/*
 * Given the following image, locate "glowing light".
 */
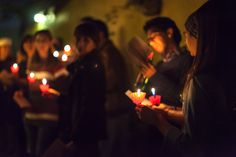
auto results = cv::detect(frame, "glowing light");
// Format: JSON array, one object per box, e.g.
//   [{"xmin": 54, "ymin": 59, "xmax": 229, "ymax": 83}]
[
  {"xmin": 29, "ymin": 72, "xmax": 35, "ymax": 78},
  {"xmin": 137, "ymin": 89, "xmax": 141, "ymax": 97},
  {"xmin": 42, "ymin": 78, "xmax": 47, "ymax": 85},
  {"xmin": 64, "ymin": 45, "xmax": 71, "ymax": 52},
  {"xmin": 13, "ymin": 63, "xmax": 18, "ymax": 69},
  {"xmin": 53, "ymin": 50, "xmax": 59, "ymax": 58},
  {"xmin": 151, "ymin": 88, "xmax": 156, "ymax": 95},
  {"xmin": 62, "ymin": 54, "xmax": 68, "ymax": 62},
  {"xmin": 34, "ymin": 13, "xmax": 46, "ymax": 23}
]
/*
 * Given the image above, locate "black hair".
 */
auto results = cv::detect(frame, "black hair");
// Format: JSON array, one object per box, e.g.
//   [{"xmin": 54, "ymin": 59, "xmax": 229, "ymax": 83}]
[
  {"xmin": 74, "ymin": 22, "xmax": 100, "ymax": 45},
  {"xmin": 34, "ymin": 30, "xmax": 53, "ymax": 41},
  {"xmin": 184, "ymin": 1, "xmax": 218, "ymax": 93},
  {"xmin": 19, "ymin": 34, "xmax": 34, "ymax": 57},
  {"xmin": 144, "ymin": 17, "xmax": 182, "ymax": 46},
  {"xmin": 93, "ymin": 19, "xmax": 109, "ymax": 38}
]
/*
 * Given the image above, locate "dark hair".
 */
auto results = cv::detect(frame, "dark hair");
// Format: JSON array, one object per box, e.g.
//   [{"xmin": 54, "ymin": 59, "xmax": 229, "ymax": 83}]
[
  {"xmin": 93, "ymin": 19, "xmax": 109, "ymax": 38},
  {"xmin": 74, "ymin": 22, "xmax": 100, "ymax": 45},
  {"xmin": 184, "ymin": 1, "xmax": 218, "ymax": 92},
  {"xmin": 34, "ymin": 30, "xmax": 53, "ymax": 41},
  {"xmin": 32, "ymin": 30, "xmax": 54, "ymax": 64},
  {"xmin": 144, "ymin": 17, "xmax": 182, "ymax": 46},
  {"xmin": 19, "ymin": 34, "xmax": 34, "ymax": 57}
]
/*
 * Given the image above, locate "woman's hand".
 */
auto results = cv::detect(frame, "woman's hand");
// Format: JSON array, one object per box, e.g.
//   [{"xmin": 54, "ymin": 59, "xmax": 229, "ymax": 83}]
[
  {"xmin": 13, "ymin": 90, "xmax": 31, "ymax": 108},
  {"xmin": 135, "ymin": 105, "xmax": 173, "ymax": 135}
]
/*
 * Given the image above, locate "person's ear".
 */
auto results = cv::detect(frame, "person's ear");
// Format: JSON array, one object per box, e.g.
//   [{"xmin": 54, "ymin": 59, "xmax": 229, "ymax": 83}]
[{"xmin": 166, "ymin": 28, "xmax": 174, "ymax": 39}]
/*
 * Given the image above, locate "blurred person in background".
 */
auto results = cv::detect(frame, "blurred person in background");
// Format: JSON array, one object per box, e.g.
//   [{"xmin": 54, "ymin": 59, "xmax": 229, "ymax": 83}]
[
  {"xmin": 59, "ymin": 22, "xmax": 107, "ymax": 157},
  {"xmin": 0, "ymin": 37, "xmax": 27, "ymax": 157},
  {"xmin": 90, "ymin": 19, "xmax": 133, "ymax": 157},
  {"xmin": 19, "ymin": 30, "xmax": 65, "ymax": 157}
]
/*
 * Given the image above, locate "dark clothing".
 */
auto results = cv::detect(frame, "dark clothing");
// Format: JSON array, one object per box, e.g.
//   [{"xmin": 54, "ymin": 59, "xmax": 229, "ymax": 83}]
[
  {"xmin": 59, "ymin": 49, "xmax": 107, "ymax": 144},
  {"xmin": 0, "ymin": 59, "xmax": 27, "ymax": 157},
  {"xmin": 26, "ymin": 58, "xmax": 63, "ymax": 120},
  {"xmin": 25, "ymin": 57, "xmax": 64, "ymax": 157},
  {"xmin": 98, "ymin": 40, "xmax": 129, "ymax": 115},
  {"xmin": 148, "ymin": 49, "xmax": 192, "ymax": 107},
  {"xmin": 24, "ymin": 120, "xmax": 58, "ymax": 157},
  {"xmin": 163, "ymin": 74, "xmax": 229, "ymax": 157}
]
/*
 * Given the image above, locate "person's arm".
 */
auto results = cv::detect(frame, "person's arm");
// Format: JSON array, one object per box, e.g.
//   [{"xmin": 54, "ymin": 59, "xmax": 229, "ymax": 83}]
[{"xmin": 150, "ymin": 103, "xmax": 184, "ymax": 126}]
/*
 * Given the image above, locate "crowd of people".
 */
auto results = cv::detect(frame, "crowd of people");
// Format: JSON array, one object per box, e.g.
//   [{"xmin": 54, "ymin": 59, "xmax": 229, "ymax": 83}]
[{"xmin": 0, "ymin": 0, "xmax": 236, "ymax": 157}]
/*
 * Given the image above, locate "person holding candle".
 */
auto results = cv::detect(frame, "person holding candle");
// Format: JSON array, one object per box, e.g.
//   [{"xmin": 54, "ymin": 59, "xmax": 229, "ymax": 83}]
[
  {"xmin": 141, "ymin": 17, "xmax": 193, "ymax": 107},
  {"xmin": 0, "ymin": 38, "xmax": 28, "ymax": 157},
  {"xmin": 137, "ymin": 1, "xmax": 234, "ymax": 156},
  {"xmin": 20, "ymin": 30, "xmax": 65, "ymax": 157},
  {"xmin": 58, "ymin": 22, "xmax": 106, "ymax": 157}
]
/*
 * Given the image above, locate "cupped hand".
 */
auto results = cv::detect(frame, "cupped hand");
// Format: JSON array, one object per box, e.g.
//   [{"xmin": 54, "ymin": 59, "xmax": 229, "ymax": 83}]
[{"xmin": 141, "ymin": 63, "xmax": 156, "ymax": 78}]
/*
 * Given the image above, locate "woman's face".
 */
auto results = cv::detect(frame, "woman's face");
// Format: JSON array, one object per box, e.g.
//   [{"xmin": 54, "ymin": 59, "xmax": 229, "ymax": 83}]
[
  {"xmin": 147, "ymin": 30, "xmax": 168, "ymax": 54},
  {"xmin": 76, "ymin": 37, "xmax": 96, "ymax": 55},
  {"xmin": 23, "ymin": 39, "xmax": 35, "ymax": 57},
  {"xmin": 184, "ymin": 29, "xmax": 198, "ymax": 57},
  {"xmin": 34, "ymin": 34, "xmax": 51, "ymax": 59}
]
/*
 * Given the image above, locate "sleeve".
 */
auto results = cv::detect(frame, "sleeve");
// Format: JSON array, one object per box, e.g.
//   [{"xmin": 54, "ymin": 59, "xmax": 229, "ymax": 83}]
[
  {"xmin": 148, "ymin": 72, "xmax": 181, "ymax": 106},
  {"xmin": 163, "ymin": 76, "xmax": 217, "ymax": 155}
]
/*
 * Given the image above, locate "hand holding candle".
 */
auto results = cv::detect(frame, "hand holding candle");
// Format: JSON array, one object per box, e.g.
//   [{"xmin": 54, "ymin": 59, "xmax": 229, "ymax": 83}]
[
  {"xmin": 10, "ymin": 63, "xmax": 19, "ymax": 74},
  {"xmin": 27, "ymin": 72, "xmax": 36, "ymax": 83},
  {"xmin": 149, "ymin": 88, "xmax": 161, "ymax": 106},
  {"xmin": 131, "ymin": 89, "xmax": 146, "ymax": 105},
  {"xmin": 39, "ymin": 78, "xmax": 49, "ymax": 93}
]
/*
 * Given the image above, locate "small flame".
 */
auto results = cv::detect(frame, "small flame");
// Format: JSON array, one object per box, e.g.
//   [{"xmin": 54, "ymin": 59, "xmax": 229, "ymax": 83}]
[
  {"xmin": 42, "ymin": 78, "xmax": 47, "ymax": 85},
  {"xmin": 137, "ymin": 89, "xmax": 141, "ymax": 97},
  {"xmin": 64, "ymin": 45, "xmax": 71, "ymax": 52},
  {"xmin": 62, "ymin": 54, "xmax": 68, "ymax": 62},
  {"xmin": 13, "ymin": 63, "xmax": 18, "ymax": 69},
  {"xmin": 53, "ymin": 50, "xmax": 59, "ymax": 58},
  {"xmin": 151, "ymin": 87, "xmax": 156, "ymax": 95},
  {"xmin": 29, "ymin": 72, "xmax": 35, "ymax": 78}
]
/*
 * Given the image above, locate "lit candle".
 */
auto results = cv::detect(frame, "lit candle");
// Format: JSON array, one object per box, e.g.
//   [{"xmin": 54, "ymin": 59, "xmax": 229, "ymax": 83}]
[
  {"xmin": 27, "ymin": 72, "xmax": 36, "ymax": 83},
  {"xmin": 61, "ymin": 54, "xmax": 68, "ymax": 62},
  {"xmin": 149, "ymin": 87, "xmax": 161, "ymax": 105},
  {"xmin": 131, "ymin": 88, "xmax": 146, "ymax": 105},
  {"xmin": 10, "ymin": 63, "xmax": 19, "ymax": 74},
  {"xmin": 64, "ymin": 44, "xmax": 71, "ymax": 52},
  {"xmin": 39, "ymin": 78, "xmax": 49, "ymax": 93},
  {"xmin": 53, "ymin": 50, "xmax": 59, "ymax": 58}
]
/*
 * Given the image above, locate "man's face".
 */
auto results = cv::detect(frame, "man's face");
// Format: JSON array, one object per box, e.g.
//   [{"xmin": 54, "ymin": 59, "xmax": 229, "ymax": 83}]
[
  {"xmin": 146, "ymin": 30, "xmax": 169, "ymax": 54},
  {"xmin": 0, "ymin": 45, "xmax": 11, "ymax": 61}
]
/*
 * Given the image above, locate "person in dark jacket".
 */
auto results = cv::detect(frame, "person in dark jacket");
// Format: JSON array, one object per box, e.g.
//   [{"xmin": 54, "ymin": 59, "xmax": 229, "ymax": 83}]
[
  {"xmin": 136, "ymin": 1, "xmax": 233, "ymax": 157},
  {"xmin": 59, "ymin": 22, "xmax": 106, "ymax": 157},
  {"xmin": 0, "ymin": 38, "xmax": 27, "ymax": 157},
  {"xmin": 141, "ymin": 17, "xmax": 193, "ymax": 107}
]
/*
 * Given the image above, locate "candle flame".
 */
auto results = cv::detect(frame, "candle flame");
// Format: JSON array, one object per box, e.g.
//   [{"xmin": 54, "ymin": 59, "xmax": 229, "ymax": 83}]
[
  {"xmin": 13, "ymin": 63, "xmax": 18, "ymax": 68},
  {"xmin": 137, "ymin": 89, "xmax": 141, "ymax": 97},
  {"xmin": 29, "ymin": 72, "xmax": 35, "ymax": 78},
  {"xmin": 42, "ymin": 78, "xmax": 47, "ymax": 85},
  {"xmin": 62, "ymin": 54, "xmax": 68, "ymax": 62},
  {"xmin": 151, "ymin": 87, "xmax": 156, "ymax": 95},
  {"xmin": 64, "ymin": 45, "xmax": 71, "ymax": 52},
  {"xmin": 53, "ymin": 50, "xmax": 59, "ymax": 58}
]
